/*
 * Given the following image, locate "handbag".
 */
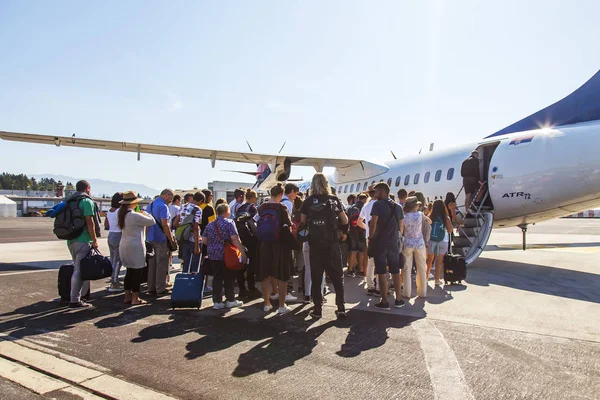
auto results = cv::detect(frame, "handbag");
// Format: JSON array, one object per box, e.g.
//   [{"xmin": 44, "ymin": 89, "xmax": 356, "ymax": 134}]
[
  {"xmin": 214, "ymin": 221, "xmax": 245, "ymax": 271},
  {"xmin": 80, "ymin": 248, "xmax": 113, "ymax": 281},
  {"xmin": 148, "ymin": 201, "xmax": 178, "ymax": 252}
]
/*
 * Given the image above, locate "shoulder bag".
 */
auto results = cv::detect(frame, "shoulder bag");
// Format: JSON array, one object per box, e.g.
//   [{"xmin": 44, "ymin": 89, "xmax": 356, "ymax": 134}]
[{"xmin": 214, "ymin": 221, "xmax": 245, "ymax": 271}]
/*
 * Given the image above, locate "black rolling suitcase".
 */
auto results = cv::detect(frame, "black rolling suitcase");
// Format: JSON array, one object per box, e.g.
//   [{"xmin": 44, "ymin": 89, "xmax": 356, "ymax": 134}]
[
  {"xmin": 58, "ymin": 264, "xmax": 90, "ymax": 304},
  {"xmin": 444, "ymin": 241, "xmax": 467, "ymax": 285}
]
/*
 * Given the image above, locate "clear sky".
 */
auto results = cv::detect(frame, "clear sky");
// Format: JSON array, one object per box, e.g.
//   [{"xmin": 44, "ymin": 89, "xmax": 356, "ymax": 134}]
[{"xmin": 1, "ymin": 1, "xmax": 600, "ymax": 191}]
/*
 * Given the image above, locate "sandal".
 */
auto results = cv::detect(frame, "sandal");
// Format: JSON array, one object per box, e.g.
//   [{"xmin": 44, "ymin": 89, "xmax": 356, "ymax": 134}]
[{"xmin": 132, "ymin": 299, "xmax": 147, "ymax": 305}]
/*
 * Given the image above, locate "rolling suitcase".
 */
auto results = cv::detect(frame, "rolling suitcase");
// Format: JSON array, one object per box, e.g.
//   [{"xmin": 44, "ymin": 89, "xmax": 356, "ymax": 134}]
[
  {"xmin": 444, "ymin": 241, "xmax": 467, "ymax": 285},
  {"xmin": 58, "ymin": 264, "xmax": 91, "ymax": 304},
  {"xmin": 171, "ymin": 256, "xmax": 204, "ymax": 309}
]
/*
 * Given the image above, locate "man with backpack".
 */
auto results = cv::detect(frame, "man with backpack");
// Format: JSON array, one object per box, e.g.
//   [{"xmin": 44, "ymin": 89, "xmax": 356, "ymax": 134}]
[
  {"xmin": 58, "ymin": 180, "xmax": 101, "ymax": 308},
  {"xmin": 369, "ymin": 182, "xmax": 405, "ymax": 310},
  {"xmin": 173, "ymin": 192, "xmax": 204, "ymax": 273},
  {"xmin": 347, "ymin": 193, "xmax": 367, "ymax": 278},
  {"xmin": 300, "ymin": 173, "xmax": 348, "ymax": 319}
]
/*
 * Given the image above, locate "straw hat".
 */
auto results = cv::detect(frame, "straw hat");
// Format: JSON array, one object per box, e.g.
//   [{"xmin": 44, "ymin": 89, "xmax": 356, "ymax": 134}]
[
  {"xmin": 120, "ymin": 191, "xmax": 141, "ymax": 205},
  {"xmin": 404, "ymin": 196, "xmax": 422, "ymax": 206}
]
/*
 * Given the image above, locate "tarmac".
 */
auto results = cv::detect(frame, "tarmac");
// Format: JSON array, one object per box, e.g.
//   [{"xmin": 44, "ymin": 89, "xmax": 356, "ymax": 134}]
[{"xmin": 0, "ymin": 217, "xmax": 599, "ymax": 399}]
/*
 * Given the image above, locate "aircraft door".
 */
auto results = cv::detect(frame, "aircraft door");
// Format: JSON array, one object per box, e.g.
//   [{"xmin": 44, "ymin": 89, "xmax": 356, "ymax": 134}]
[{"xmin": 476, "ymin": 142, "xmax": 500, "ymax": 209}]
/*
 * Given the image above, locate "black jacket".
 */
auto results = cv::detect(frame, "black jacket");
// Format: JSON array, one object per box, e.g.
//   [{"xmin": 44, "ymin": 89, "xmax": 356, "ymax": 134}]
[{"xmin": 461, "ymin": 157, "xmax": 480, "ymax": 180}]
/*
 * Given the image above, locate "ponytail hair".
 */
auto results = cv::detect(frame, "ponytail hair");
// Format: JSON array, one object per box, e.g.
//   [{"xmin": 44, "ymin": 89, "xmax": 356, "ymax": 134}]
[
  {"xmin": 270, "ymin": 182, "xmax": 284, "ymax": 197},
  {"xmin": 117, "ymin": 205, "xmax": 129, "ymax": 230}
]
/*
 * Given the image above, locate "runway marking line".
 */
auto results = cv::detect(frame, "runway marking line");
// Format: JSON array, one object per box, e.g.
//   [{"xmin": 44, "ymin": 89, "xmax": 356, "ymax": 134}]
[{"xmin": 413, "ymin": 319, "xmax": 474, "ymax": 400}]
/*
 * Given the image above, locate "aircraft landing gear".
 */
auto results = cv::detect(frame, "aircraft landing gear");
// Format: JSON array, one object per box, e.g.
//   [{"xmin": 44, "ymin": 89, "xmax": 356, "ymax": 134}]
[{"xmin": 518, "ymin": 224, "xmax": 528, "ymax": 251}]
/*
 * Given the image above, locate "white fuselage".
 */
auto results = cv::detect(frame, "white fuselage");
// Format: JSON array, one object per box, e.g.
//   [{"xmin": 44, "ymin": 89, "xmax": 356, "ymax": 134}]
[{"xmin": 323, "ymin": 120, "xmax": 600, "ymax": 228}]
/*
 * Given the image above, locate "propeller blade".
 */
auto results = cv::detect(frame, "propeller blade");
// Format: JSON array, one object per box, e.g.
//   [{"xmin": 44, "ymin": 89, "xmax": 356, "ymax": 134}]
[
  {"xmin": 222, "ymin": 170, "xmax": 258, "ymax": 176},
  {"xmin": 390, "ymin": 150, "xmax": 397, "ymax": 160},
  {"xmin": 278, "ymin": 141, "xmax": 287, "ymax": 154},
  {"xmin": 245, "ymin": 137, "xmax": 254, "ymax": 152}
]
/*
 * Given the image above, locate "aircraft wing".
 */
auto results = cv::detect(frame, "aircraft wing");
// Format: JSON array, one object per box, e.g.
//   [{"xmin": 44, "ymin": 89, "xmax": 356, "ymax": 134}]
[{"xmin": 0, "ymin": 130, "xmax": 362, "ymax": 171}]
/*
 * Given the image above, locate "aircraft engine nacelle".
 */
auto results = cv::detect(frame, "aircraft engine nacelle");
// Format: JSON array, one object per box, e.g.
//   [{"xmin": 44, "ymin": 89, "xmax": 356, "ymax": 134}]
[{"xmin": 275, "ymin": 159, "xmax": 292, "ymax": 182}]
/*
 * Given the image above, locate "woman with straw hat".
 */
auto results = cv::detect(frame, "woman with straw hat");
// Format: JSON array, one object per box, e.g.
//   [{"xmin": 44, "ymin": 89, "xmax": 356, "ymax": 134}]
[{"xmin": 118, "ymin": 191, "xmax": 156, "ymax": 305}]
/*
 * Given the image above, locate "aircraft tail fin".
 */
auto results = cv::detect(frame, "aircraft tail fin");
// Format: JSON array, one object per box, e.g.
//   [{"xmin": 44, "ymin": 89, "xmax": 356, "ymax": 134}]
[{"xmin": 486, "ymin": 69, "xmax": 600, "ymax": 138}]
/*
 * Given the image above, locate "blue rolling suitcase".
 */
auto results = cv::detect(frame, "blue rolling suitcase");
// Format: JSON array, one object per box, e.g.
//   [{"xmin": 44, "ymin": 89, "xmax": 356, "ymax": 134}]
[{"xmin": 171, "ymin": 256, "xmax": 205, "ymax": 309}]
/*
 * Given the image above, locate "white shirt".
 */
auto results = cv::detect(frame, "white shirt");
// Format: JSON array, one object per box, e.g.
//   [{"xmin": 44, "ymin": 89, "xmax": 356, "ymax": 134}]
[
  {"xmin": 106, "ymin": 210, "xmax": 121, "ymax": 233},
  {"xmin": 229, "ymin": 199, "xmax": 243, "ymax": 219},
  {"xmin": 359, "ymin": 199, "xmax": 375, "ymax": 239},
  {"xmin": 169, "ymin": 204, "xmax": 181, "ymax": 221}
]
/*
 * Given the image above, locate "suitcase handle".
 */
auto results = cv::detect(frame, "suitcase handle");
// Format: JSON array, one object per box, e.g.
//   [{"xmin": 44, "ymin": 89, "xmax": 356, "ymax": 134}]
[{"xmin": 186, "ymin": 253, "xmax": 203, "ymax": 274}]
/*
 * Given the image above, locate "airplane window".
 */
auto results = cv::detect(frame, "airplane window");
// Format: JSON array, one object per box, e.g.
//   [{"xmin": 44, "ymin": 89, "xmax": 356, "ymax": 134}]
[
  {"xmin": 395, "ymin": 176, "xmax": 401, "ymax": 187},
  {"xmin": 404, "ymin": 175, "xmax": 410, "ymax": 186},
  {"xmin": 339, "ymin": 186, "xmax": 343, "ymax": 194},
  {"xmin": 363, "ymin": 182, "xmax": 368, "ymax": 191},
  {"xmin": 414, "ymin": 173, "xmax": 420, "ymax": 185},
  {"xmin": 424, "ymin": 172, "xmax": 430, "ymax": 184},
  {"xmin": 371, "ymin": 180, "xmax": 376, "ymax": 185},
  {"xmin": 435, "ymin": 170, "xmax": 442, "ymax": 182},
  {"xmin": 387, "ymin": 178, "xmax": 392, "ymax": 187},
  {"xmin": 447, "ymin": 168, "xmax": 455, "ymax": 181},
  {"xmin": 356, "ymin": 182, "xmax": 361, "ymax": 192},
  {"xmin": 379, "ymin": 179, "xmax": 384, "ymax": 183},
  {"xmin": 350, "ymin": 184, "xmax": 355, "ymax": 193},
  {"xmin": 344, "ymin": 185, "xmax": 349, "ymax": 193}
]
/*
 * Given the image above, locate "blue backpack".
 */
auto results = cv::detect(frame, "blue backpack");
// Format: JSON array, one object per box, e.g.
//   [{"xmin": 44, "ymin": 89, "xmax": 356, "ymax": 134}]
[
  {"xmin": 430, "ymin": 217, "xmax": 445, "ymax": 242},
  {"xmin": 257, "ymin": 205, "xmax": 281, "ymax": 242}
]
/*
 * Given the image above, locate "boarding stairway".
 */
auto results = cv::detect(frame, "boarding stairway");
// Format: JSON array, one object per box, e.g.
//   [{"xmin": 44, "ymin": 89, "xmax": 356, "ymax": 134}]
[{"xmin": 451, "ymin": 184, "xmax": 494, "ymax": 265}]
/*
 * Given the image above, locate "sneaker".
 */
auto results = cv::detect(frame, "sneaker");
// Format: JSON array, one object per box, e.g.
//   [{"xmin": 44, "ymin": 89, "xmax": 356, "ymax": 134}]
[
  {"xmin": 345, "ymin": 271, "xmax": 356, "ymax": 278},
  {"xmin": 303, "ymin": 296, "xmax": 310, "ymax": 304},
  {"xmin": 394, "ymin": 299, "xmax": 406, "ymax": 308},
  {"xmin": 367, "ymin": 288, "xmax": 381, "ymax": 297},
  {"xmin": 108, "ymin": 282, "xmax": 124, "ymax": 292},
  {"xmin": 285, "ymin": 294, "xmax": 297, "ymax": 302},
  {"xmin": 335, "ymin": 310, "xmax": 347, "ymax": 318},
  {"xmin": 226, "ymin": 300, "xmax": 243, "ymax": 308},
  {"xmin": 69, "ymin": 301, "xmax": 92, "ymax": 309},
  {"xmin": 277, "ymin": 306, "xmax": 292, "ymax": 315},
  {"xmin": 428, "ymin": 273, "xmax": 435, "ymax": 280},
  {"xmin": 270, "ymin": 293, "xmax": 279, "ymax": 300},
  {"xmin": 374, "ymin": 301, "xmax": 390, "ymax": 311},
  {"xmin": 356, "ymin": 271, "xmax": 365, "ymax": 278},
  {"xmin": 213, "ymin": 302, "xmax": 225, "ymax": 310},
  {"xmin": 263, "ymin": 305, "xmax": 273, "ymax": 312},
  {"xmin": 309, "ymin": 310, "xmax": 322, "ymax": 319}
]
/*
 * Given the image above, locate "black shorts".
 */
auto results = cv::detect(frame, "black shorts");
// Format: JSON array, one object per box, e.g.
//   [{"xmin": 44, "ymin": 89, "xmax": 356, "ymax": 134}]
[
  {"xmin": 348, "ymin": 230, "xmax": 366, "ymax": 252},
  {"xmin": 463, "ymin": 177, "xmax": 479, "ymax": 195}
]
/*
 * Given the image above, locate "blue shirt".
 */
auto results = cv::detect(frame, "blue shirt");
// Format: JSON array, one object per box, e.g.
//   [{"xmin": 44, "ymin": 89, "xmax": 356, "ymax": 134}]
[
  {"xmin": 147, "ymin": 198, "xmax": 171, "ymax": 242},
  {"xmin": 281, "ymin": 196, "xmax": 293, "ymax": 216}
]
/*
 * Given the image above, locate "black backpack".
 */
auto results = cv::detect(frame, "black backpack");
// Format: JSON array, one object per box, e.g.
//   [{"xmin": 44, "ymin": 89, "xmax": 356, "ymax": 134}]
[
  {"xmin": 307, "ymin": 196, "xmax": 339, "ymax": 244},
  {"xmin": 53, "ymin": 194, "xmax": 88, "ymax": 240},
  {"xmin": 235, "ymin": 212, "xmax": 258, "ymax": 246}
]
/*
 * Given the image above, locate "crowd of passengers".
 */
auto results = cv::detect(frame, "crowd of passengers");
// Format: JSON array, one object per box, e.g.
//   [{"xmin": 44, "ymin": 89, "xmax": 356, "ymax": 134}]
[{"xmin": 65, "ymin": 172, "xmax": 466, "ymax": 318}]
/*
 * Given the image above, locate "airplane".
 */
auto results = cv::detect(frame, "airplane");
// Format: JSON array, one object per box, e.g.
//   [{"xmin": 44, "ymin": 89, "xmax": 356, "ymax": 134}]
[{"xmin": 3, "ymin": 69, "xmax": 600, "ymax": 265}]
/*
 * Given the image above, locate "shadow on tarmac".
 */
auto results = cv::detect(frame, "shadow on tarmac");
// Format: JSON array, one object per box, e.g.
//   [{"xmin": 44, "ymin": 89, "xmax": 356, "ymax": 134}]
[{"xmin": 468, "ymin": 258, "xmax": 600, "ymax": 303}]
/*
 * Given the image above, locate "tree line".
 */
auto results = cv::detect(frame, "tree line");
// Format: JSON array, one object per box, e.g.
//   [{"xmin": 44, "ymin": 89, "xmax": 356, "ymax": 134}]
[{"xmin": 0, "ymin": 173, "xmax": 74, "ymax": 191}]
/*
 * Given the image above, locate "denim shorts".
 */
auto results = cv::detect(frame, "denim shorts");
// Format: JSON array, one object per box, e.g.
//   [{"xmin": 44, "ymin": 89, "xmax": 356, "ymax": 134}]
[
  {"xmin": 428, "ymin": 240, "xmax": 449, "ymax": 256},
  {"xmin": 374, "ymin": 243, "xmax": 403, "ymax": 275}
]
